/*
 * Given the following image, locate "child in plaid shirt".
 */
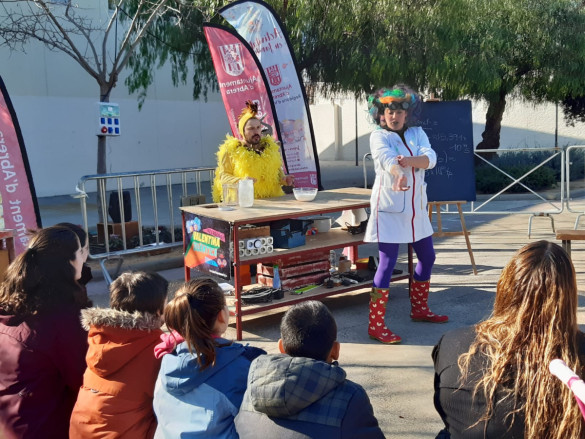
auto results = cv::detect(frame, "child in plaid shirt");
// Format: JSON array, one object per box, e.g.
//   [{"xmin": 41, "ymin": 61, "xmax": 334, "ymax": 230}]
[{"xmin": 235, "ymin": 300, "xmax": 385, "ymax": 438}]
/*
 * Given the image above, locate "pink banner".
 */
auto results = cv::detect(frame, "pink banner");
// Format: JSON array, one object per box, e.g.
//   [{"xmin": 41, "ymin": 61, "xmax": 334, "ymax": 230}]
[
  {"xmin": 0, "ymin": 76, "xmax": 42, "ymax": 255},
  {"xmin": 204, "ymin": 24, "xmax": 281, "ymax": 151},
  {"xmin": 220, "ymin": 0, "xmax": 322, "ymax": 189}
]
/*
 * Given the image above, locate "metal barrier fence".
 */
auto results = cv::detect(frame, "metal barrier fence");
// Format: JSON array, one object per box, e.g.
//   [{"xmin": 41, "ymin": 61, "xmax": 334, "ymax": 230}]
[
  {"xmin": 76, "ymin": 166, "xmax": 215, "ymax": 283},
  {"xmin": 566, "ymin": 145, "xmax": 585, "ymax": 228},
  {"xmin": 363, "ymin": 147, "xmax": 568, "ymax": 236}
]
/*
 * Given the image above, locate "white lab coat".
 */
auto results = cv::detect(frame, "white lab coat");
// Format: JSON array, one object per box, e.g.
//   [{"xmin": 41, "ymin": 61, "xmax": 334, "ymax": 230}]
[{"xmin": 364, "ymin": 126, "xmax": 437, "ymax": 244}]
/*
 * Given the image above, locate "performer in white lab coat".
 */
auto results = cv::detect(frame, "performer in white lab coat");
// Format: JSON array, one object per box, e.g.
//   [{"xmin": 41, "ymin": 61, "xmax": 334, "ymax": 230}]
[{"xmin": 365, "ymin": 85, "xmax": 448, "ymax": 344}]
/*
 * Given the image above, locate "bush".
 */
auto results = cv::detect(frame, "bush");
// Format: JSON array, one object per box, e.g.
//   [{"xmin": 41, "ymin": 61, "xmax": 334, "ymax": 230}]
[{"xmin": 475, "ymin": 150, "xmax": 562, "ymax": 194}]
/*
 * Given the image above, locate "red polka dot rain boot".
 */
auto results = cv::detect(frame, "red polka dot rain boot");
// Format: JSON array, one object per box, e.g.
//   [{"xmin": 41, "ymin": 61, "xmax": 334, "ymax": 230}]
[
  {"xmin": 368, "ymin": 287, "xmax": 402, "ymax": 344},
  {"xmin": 409, "ymin": 279, "xmax": 448, "ymax": 323}
]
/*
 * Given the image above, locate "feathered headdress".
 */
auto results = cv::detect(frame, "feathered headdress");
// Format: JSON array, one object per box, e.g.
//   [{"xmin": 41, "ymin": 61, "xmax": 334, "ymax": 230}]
[{"xmin": 238, "ymin": 100, "xmax": 259, "ymax": 138}]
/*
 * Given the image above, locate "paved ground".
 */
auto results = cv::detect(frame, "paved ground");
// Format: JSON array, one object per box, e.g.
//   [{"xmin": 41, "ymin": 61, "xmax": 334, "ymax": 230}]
[{"xmin": 39, "ymin": 161, "xmax": 585, "ymax": 439}]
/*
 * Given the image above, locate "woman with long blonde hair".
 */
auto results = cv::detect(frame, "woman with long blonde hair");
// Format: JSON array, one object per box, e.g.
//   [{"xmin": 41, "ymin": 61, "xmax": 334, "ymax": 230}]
[{"xmin": 433, "ymin": 240, "xmax": 585, "ymax": 438}]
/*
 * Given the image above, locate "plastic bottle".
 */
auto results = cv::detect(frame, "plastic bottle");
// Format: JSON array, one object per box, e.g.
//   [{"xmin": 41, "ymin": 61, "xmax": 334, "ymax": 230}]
[
  {"xmin": 329, "ymin": 250, "xmax": 337, "ymax": 274},
  {"xmin": 272, "ymin": 264, "xmax": 281, "ymax": 289}
]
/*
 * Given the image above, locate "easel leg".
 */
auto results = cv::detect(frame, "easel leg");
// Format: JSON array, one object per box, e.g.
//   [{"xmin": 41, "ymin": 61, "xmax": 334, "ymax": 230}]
[
  {"xmin": 436, "ymin": 205, "xmax": 443, "ymax": 234},
  {"xmin": 457, "ymin": 203, "xmax": 478, "ymax": 275}
]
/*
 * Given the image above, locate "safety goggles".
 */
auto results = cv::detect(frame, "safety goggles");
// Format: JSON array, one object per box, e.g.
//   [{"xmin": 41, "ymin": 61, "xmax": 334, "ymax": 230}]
[{"xmin": 384, "ymin": 101, "xmax": 410, "ymax": 111}]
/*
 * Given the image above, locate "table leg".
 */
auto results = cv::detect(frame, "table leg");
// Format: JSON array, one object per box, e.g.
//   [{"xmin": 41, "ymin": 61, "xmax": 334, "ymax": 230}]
[
  {"xmin": 232, "ymin": 226, "xmax": 243, "ymax": 341},
  {"xmin": 563, "ymin": 240, "xmax": 572, "ymax": 260},
  {"xmin": 233, "ymin": 263, "xmax": 243, "ymax": 341}
]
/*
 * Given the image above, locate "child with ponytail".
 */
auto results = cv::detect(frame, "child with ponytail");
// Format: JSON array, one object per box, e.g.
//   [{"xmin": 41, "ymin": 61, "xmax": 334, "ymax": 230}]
[{"xmin": 152, "ymin": 278, "xmax": 265, "ymax": 439}]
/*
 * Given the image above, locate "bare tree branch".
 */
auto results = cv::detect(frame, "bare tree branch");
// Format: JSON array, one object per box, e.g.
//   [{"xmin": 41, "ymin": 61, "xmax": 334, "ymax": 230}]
[
  {"xmin": 0, "ymin": 0, "xmax": 173, "ymax": 175},
  {"xmin": 115, "ymin": 0, "xmax": 171, "ymax": 76}
]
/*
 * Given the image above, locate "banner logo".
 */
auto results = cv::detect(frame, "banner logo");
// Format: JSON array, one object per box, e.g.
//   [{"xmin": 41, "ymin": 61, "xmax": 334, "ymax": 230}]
[
  {"xmin": 266, "ymin": 64, "xmax": 282, "ymax": 86},
  {"xmin": 219, "ymin": 44, "xmax": 245, "ymax": 76}
]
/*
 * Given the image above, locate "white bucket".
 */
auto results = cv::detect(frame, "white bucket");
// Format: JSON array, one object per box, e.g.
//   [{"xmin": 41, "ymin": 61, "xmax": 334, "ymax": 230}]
[{"xmin": 307, "ymin": 216, "xmax": 332, "ymax": 233}]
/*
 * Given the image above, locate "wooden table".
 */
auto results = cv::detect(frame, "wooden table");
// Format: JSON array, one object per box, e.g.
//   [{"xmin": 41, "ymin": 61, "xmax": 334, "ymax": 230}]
[
  {"xmin": 556, "ymin": 229, "xmax": 585, "ymax": 259},
  {"xmin": 180, "ymin": 187, "xmax": 412, "ymax": 340}
]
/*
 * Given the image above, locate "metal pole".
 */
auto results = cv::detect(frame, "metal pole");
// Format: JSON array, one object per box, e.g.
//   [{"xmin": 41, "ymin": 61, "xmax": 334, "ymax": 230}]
[
  {"xmin": 555, "ymin": 102, "xmax": 558, "ymax": 148},
  {"xmin": 355, "ymin": 96, "xmax": 358, "ymax": 166}
]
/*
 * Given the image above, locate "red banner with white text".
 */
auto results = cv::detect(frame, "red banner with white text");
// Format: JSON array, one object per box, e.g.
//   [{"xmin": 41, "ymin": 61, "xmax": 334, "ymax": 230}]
[
  {"xmin": 204, "ymin": 23, "xmax": 282, "ymax": 155},
  {"xmin": 0, "ymin": 76, "xmax": 42, "ymax": 254},
  {"xmin": 219, "ymin": 0, "xmax": 322, "ymax": 189}
]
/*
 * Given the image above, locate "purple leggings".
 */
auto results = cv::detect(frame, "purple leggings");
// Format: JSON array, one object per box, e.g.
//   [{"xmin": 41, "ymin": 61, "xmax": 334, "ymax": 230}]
[{"xmin": 373, "ymin": 235, "xmax": 435, "ymax": 288}]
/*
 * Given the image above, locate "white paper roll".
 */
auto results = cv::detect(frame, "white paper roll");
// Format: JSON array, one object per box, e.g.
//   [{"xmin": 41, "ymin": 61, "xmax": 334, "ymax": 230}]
[
  {"xmin": 267, "ymin": 237, "xmax": 274, "ymax": 245},
  {"xmin": 251, "ymin": 248, "xmax": 259, "ymax": 255},
  {"xmin": 244, "ymin": 248, "xmax": 253, "ymax": 256},
  {"xmin": 239, "ymin": 240, "xmax": 245, "ymax": 249},
  {"xmin": 260, "ymin": 237, "xmax": 267, "ymax": 245},
  {"xmin": 246, "ymin": 239, "xmax": 255, "ymax": 250},
  {"xmin": 259, "ymin": 246, "xmax": 267, "ymax": 254},
  {"xmin": 254, "ymin": 239, "xmax": 262, "ymax": 248},
  {"xmin": 266, "ymin": 245, "xmax": 273, "ymax": 253},
  {"xmin": 239, "ymin": 248, "xmax": 245, "ymax": 257}
]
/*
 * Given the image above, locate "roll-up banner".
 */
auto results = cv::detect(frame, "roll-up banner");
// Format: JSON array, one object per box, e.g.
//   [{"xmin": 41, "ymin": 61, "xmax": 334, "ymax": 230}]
[
  {"xmin": 204, "ymin": 23, "xmax": 283, "ymax": 161},
  {"xmin": 0, "ymin": 76, "xmax": 42, "ymax": 255},
  {"xmin": 219, "ymin": 0, "xmax": 322, "ymax": 190}
]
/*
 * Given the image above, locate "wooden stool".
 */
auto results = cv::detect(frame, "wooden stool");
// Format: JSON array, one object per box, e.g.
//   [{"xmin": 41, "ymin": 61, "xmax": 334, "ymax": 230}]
[{"xmin": 555, "ymin": 229, "xmax": 585, "ymax": 259}]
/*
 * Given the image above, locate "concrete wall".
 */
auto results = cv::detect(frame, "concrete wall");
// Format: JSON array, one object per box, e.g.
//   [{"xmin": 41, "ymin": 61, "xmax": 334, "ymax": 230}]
[
  {"xmin": 2, "ymin": 2, "xmax": 584, "ymax": 196},
  {"xmin": 0, "ymin": 0, "xmax": 228, "ymax": 197}
]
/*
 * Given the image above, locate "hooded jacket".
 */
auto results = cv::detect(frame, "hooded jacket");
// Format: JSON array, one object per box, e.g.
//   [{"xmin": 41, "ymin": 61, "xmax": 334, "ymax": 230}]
[
  {"xmin": 153, "ymin": 339, "xmax": 265, "ymax": 439},
  {"xmin": 234, "ymin": 354, "xmax": 385, "ymax": 439},
  {"xmin": 69, "ymin": 307, "xmax": 164, "ymax": 439},
  {"xmin": 0, "ymin": 303, "xmax": 88, "ymax": 439}
]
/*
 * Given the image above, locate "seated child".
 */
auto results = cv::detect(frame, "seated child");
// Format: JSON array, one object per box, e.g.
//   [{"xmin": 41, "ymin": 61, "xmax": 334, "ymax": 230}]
[
  {"xmin": 152, "ymin": 278, "xmax": 266, "ymax": 439},
  {"xmin": 69, "ymin": 271, "xmax": 169, "ymax": 438},
  {"xmin": 235, "ymin": 300, "xmax": 385, "ymax": 439}
]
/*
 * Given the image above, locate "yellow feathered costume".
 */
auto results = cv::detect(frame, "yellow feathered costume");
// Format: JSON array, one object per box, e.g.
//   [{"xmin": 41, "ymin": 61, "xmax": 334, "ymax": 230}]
[{"xmin": 212, "ymin": 135, "xmax": 285, "ymax": 202}]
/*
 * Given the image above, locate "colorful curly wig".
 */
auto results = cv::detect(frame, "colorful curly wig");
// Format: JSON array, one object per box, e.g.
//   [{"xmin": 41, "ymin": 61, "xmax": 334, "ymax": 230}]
[{"xmin": 367, "ymin": 84, "xmax": 422, "ymax": 127}]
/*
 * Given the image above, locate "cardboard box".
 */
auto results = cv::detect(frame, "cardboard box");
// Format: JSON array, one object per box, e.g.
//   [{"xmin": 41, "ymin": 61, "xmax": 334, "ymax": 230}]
[
  {"xmin": 257, "ymin": 271, "xmax": 329, "ymax": 289},
  {"xmin": 97, "ymin": 221, "xmax": 139, "ymax": 245},
  {"xmin": 239, "ymin": 225, "xmax": 270, "ymax": 240},
  {"xmin": 271, "ymin": 250, "xmax": 330, "ymax": 268},
  {"xmin": 258, "ymin": 259, "xmax": 330, "ymax": 278}
]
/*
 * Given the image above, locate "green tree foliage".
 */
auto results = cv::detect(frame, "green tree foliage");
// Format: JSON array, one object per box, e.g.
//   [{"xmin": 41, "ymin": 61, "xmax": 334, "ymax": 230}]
[{"xmin": 126, "ymin": 0, "xmax": 585, "ymax": 149}]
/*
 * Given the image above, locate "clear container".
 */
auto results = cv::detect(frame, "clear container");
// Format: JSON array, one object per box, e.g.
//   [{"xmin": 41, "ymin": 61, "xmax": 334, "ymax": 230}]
[
  {"xmin": 329, "ymin": 250, "xmax": 337, "ymax": 273},
  {"xmin": 238, "ymin": 179, "xmax": 254, "ymax": 208},
  {"xmin": 220, "ymin": 183, "xmax": 238, "ymax": 210}
]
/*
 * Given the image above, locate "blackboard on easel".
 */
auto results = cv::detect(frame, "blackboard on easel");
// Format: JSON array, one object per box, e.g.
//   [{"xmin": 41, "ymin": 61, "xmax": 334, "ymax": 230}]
[{"xmin": 419, "ymin": 100, "xmax": 476, "ymax": 202}]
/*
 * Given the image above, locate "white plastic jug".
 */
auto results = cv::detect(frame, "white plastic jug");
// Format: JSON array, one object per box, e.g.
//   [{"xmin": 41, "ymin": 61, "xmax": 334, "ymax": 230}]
[{"xmin": 238, "ymin": 179, "xmax": 254, "ymax": 208}]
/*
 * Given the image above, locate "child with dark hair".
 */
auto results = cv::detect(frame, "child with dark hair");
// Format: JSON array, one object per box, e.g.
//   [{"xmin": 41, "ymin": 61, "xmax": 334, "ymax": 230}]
[
  {"xmin": 152, "ymin": 278, "xmax": 265, "ymax": 439},
  {"xmin": 0, "ymin": 226, "xmax": 89, "ymax": 439},
  {"xmin": 69, "ymin": 271, "xmax": 169, "ymax": 439},
  {"xmin": 235, "ymin": 301, "xmax": 385, "ymax": 439}
]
